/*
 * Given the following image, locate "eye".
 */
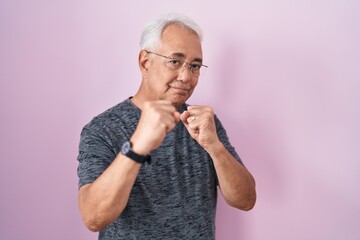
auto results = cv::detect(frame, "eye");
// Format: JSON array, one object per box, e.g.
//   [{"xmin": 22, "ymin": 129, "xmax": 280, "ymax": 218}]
[
  {"xmin": 190, "ymin": 63, "xmax": 201, "ymax": 70},
  {"xmin": 168, "ymin": 59, "xmax": 181, "ymax": 66}
]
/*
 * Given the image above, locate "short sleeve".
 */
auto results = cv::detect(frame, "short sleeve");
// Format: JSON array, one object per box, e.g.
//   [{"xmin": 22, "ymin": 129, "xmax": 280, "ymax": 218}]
[
  {"xmin": 77, "ymin": 125, "xmax": 117, "ymax": 189},
  {"xmin": 214, "ymin": 116, "xmax": 244, "ymax": 165}
]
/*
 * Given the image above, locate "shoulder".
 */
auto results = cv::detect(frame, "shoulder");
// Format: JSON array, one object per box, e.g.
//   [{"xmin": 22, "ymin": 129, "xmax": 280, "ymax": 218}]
[{"xmin": 84, "ymin": 98, "xmax": 139, "ymax": 131}]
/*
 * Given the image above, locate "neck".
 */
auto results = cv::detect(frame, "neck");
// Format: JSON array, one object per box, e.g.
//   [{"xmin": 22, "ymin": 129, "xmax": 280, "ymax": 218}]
[
  {"xmin": 131, "ymin": 94, "xmax": 183, "ymax": 111},
  {"xmin": 130, "ymin": 95, "xmax": 144, "ymax": 110}
]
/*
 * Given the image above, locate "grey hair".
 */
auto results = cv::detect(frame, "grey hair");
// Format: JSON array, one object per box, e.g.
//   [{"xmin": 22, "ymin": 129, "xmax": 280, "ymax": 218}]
[{"xmin": 140, "ymin": 13, "xmax": 203, "ymax": 51}]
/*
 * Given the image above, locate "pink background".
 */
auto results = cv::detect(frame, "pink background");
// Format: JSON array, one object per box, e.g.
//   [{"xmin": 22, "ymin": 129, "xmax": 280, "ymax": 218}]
[{"xmin": 1, "ymin": 1, "xmax": 359, "ymax": 239}]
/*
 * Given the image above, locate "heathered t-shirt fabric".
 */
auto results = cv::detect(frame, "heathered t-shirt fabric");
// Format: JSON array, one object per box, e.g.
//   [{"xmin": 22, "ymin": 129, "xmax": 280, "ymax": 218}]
[{"xmin": 77, "ymin": 98, "xmax": 242, "ymax": 240}]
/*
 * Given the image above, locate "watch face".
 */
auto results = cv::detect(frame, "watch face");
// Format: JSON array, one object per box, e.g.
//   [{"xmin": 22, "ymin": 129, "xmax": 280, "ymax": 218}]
[{"xmin": 121, "ymin": 141, "xmax": 131, "ymax": 154}]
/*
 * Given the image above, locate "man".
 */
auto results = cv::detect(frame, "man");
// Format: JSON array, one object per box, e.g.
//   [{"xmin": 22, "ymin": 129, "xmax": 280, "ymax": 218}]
[{"xmin": 77, "ymin": 13, "xmax": 256, "ymax": 239}]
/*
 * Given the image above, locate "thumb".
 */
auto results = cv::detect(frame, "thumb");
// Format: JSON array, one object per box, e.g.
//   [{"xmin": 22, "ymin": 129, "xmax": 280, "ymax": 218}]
[
  {"xmin": 180, "ymin": 110, "xmax": 190, "ymax": 124},
  {"xmin": 173, "ymin": 111, "xmax": 181, "ymax": 122}
]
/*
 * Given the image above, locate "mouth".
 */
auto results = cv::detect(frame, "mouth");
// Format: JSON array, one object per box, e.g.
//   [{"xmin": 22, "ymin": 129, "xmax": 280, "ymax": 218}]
[
  {"xmin": 169, "ymin": 85, "xmax": 191, "ymax": 95},
  {"xmin": 169, "ymin": 84, "xmax": 191, "ymax": 91},
  {"xmin": 172, "ymin": 86, "xmax": 190, "ymax": 90}
]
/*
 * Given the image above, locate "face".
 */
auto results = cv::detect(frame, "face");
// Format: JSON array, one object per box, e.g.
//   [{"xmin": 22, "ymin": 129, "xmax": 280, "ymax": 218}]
[{"xmin": 139, "ymin": 24, "xmax": 203, "ymax": 108}]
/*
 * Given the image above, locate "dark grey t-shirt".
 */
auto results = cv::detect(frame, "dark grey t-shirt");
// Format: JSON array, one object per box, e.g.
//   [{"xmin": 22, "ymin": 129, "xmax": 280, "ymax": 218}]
[{"xmin": 77, "ymin": 98, "xmax": 242, "ymax": 240}]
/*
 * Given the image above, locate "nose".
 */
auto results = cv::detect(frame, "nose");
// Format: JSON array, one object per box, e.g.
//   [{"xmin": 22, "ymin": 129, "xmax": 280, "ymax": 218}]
[{"xmin": 177, "ymin": 63, "xmax": 192, "ymax": 82}]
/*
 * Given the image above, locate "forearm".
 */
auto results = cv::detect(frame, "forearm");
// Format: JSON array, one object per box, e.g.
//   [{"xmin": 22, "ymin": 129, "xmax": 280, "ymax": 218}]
[
  {"xmin": 78, "ymin": 154, "xmax": 141, "ymax": 232},
  {"xmin": 205, "ymin": 141, "xmax": 256, "ymax": 210}
]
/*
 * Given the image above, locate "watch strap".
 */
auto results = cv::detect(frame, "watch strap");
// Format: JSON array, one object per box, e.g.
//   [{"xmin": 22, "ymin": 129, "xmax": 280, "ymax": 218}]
[{"xmin": 121, "ymin": 141, "xmax": 151, "ymax": 164}]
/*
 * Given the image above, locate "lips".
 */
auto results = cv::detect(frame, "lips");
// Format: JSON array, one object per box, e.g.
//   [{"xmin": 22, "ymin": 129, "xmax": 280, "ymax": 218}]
[{"xmin": 169, "ymin": 84, "xmax": 191, "ymax": 91}]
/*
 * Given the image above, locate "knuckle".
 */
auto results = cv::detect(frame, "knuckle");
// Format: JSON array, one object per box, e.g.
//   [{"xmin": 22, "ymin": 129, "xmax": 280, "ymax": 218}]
[{"xmin": 205, "ymin": 106, "xmax": 213, "ymax": 112}]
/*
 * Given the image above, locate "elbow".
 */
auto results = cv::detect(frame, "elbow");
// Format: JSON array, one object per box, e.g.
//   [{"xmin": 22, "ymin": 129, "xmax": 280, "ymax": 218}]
[
  {"xmin": 238, "ymin": 177, "xmax": 257, "ymax": 211},
  {"xmin": 242, "ymin": 190, "xmax": 257, "ymax": 211},
  {"xmin": 82, "ymin": 214, "xmax": 105, "ymax": 232},
  {"xmin": 227, "ymin": 197, "xmax": 256, "ymax": 211},
  {"xmin": 82, "ymin": 210, "xmax": 119, "ymax": 232},
  {"xmin": 79, "ymin": 204, "xmax": 115, "ymax": 232},
  {"xmin": 239, "ymin": 197, "xmax": 256, "ymax": 211},
  {"xmin": 80, "ymin": 205, "xmax": 126, "ymax": 232},
  {"xmin": 78, "ymin": 187, "xmax": 126, "ymax": 232},
  {"xmin": 85, "ymin": 222, "xmax": 101, "ymax": 233},
  {"xmin": 225, "ymin": 189, "xmax": 257, "ymax": 211},
  {"xmin": 241, "ymin": 189, "xmax": 257, "ymax": 211},
  {"xmin": 79, "ymin": 202, "xmax": 106, "ymax": 232}
]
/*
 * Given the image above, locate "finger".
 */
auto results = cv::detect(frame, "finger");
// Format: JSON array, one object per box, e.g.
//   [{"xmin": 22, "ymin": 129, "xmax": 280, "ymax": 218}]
[
  {"xmin": 162, "ymin": 111, "xmax": 182, "ymax": 133},
  {"xmin": 180, "ymin": 110, "xmax": 190, "ymax": 124},
  {"xmin": 184, "ymin": 106, "xmax": 204, "ymax": 120},
  {"xmin": 159, "ymin": 104, "xmax": 177, "ymax": 114},
  {"xmin": 187, "ymin": 118, "xmax": 199, "ymax": 130},
  {"xmin": 146, "ymin": 100, "xmax": 176, "ymax": 112},
  {"xmin": 188, "ymin": 115, "xmax": 196, "ymax": 122},
  {"xmin": 180, "ymin": 111, "xmax": 195, "ymax": 131},
  {"xmin": 186, "ymin": 105, "xmax": 202, "ymax": 113},
  {"xmin": 173, "ymin": 111, "xmax": 181, "ymax": 122}
]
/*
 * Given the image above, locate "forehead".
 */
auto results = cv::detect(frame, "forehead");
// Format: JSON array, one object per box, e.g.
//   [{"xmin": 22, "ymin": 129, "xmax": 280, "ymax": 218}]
[{"xmin": 159, "ymin": 24, "xmax": 203, "ymax": 59}]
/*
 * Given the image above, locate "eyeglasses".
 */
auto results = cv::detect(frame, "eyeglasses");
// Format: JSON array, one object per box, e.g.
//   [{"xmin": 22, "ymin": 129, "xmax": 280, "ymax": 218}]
[{"xmin": 145, "ymin": 50, "xmax": 208, "ymax": 77}]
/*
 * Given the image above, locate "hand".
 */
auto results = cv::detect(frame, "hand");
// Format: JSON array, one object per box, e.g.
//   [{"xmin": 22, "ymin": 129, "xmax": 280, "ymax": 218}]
[
  {"xmin": 130, "ymin": 100, "xmax": 180, "ymax": 155},
  {"xmin": 180, "ymin": 105, "xmax": 220, "ymax": 149}
]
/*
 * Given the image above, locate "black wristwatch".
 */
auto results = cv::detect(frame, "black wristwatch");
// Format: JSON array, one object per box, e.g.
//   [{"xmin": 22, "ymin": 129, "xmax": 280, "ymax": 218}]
[{"xmin": 121, "ymin": 141, "xmax": 151, "ymax": 164}]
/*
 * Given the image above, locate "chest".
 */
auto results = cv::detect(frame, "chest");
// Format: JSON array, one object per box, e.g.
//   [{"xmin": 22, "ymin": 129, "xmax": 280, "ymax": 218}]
[{"xmin": 134, "ymin": 124, "xmax": 217, "ymax": 197}]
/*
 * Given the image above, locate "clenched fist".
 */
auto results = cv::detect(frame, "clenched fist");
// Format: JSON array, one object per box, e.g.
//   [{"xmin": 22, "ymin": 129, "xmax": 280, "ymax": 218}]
[
  {"xmin": 130, "ymin": 100, "xmax": 180, "ymax": 155},
  {"xmin": 180, "ymin": 105, "xmax": 220, "ymax": 150}
]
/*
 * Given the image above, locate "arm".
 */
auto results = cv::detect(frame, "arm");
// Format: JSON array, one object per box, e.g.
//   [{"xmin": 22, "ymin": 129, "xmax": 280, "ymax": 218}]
[
  {"xmin": 180, "ymin": 106, "xmax": 256, "ymax": 210},
  {"xmin": 78, "ymin": 154, "xmax": 141, "ymax": 232},
  {"xmin": 78, "ymin": 100, "xmax": 180, "ymax": 232},
  {"xmin": 205, "ymin": 141, "xmax": 256, "ymax": 210}
]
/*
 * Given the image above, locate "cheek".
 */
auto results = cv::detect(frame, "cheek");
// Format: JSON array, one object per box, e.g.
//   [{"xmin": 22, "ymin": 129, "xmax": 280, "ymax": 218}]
[
  {"xmin": 191, "ymin": 78, "xmax": 199, "ymax": 88},
  {"xmin": 147, "ymin": 71, "xmax": 169, "ymax": 91},
  {"xmin": 152, "ymin": 67, "xmax": 175, "ymax": 83}
]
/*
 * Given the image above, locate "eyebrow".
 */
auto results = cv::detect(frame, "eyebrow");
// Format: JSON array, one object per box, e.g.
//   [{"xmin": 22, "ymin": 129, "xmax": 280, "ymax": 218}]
[{"xmin": 170, "ymin": 52, "xmax": 203, "ymax": 63}]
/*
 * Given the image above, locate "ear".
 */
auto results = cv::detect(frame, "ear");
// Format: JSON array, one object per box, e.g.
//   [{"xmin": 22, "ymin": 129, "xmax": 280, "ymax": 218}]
[{"xmin": 139, "ymin": 50, "xmax": 150, "ymax": 74}]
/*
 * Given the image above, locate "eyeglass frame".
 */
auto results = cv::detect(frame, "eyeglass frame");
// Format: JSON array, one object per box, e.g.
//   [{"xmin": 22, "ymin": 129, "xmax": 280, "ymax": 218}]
[{"xmin": 144, "ymin": 50, "xmax": 208, "ymax": 76}]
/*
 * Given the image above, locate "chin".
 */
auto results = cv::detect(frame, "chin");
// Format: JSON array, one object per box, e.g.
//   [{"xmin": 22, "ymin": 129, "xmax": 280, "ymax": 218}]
[{"xmin": 171, "ymin": 96, "xmax": 189, "ymax": 108}]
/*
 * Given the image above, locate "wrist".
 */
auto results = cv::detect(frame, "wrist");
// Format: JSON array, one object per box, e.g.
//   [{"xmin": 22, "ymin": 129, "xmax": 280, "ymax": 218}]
[
  {"xmin": 130, "ymin": 139, "xmax": 151, "ymax": 156},
  {"xmin": 129, "ymin": 133, "xmax": 152, "ymax": 155},
  {"xmin": 204, "ymin": 140, "xmax": 224, "ymax": 156},
  {"xmin": 121, "ymin": 141, "xmax": 151, "ymax": 164}
]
